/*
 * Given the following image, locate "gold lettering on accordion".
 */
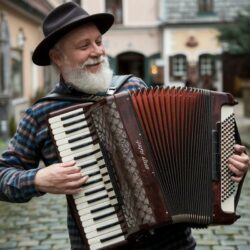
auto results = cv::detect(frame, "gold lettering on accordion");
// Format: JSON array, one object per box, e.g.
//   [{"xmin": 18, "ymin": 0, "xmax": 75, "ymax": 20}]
[{"xmin": 135, "ymin": 139, "xmax": 150, "ymax": 170}]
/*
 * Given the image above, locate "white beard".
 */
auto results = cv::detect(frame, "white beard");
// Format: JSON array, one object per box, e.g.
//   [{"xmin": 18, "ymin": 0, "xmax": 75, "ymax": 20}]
[{"xmin": 62, "ymin": 56, "xmax": 113, "ymax": 94}]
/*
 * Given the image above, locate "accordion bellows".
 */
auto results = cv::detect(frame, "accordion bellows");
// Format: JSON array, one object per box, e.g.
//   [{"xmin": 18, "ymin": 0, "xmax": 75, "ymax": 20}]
[{"xmin": 48, "ymin": 87, "xmax": 242, "ymax": 250}]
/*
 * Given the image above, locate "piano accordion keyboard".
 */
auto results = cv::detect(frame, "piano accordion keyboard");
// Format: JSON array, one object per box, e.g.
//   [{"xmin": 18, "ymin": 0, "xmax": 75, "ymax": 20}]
[{"xmin": 48, "ymin": 107, "xmax": 126, "ymax": 250}]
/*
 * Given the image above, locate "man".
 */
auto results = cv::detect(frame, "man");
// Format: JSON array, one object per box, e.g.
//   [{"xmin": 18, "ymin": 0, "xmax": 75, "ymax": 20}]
[{"xmin": 0, "ymin": 2, "xmax": 249, "ymax": 250}]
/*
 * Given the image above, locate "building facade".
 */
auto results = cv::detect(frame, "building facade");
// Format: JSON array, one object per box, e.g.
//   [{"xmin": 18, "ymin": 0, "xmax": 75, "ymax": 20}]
[
  {"xmin": 81, "ymin": 0, "xmax": 250, "ymax": 91},
  {"xmin": 0, "ymin": 0, "xmax": 53, "ymax": 138},
  {"xmin": 159, "ymin": 0, "xmax": 250, "ymax": 91}
]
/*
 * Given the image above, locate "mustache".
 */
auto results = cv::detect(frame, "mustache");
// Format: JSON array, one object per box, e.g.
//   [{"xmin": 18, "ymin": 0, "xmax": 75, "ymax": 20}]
[{"xmin": 80, "ymin": 56, "xmax": 106, "ymax": 69}]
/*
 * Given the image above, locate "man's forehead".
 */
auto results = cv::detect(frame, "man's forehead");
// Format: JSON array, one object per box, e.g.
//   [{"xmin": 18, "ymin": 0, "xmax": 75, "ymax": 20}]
[{"xmin": 60, "ymin": 22, "xmax": 101, "ymax": 43}]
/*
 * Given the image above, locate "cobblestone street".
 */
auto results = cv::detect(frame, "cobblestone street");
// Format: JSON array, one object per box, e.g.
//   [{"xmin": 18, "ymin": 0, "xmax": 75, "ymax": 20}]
[{"xmin": 0, "ymin": 194, "xmax": 70, "ymax": 250}]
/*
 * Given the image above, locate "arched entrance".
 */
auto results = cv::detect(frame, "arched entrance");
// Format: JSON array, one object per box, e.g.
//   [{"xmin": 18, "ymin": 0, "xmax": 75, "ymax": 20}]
[{"xmin": 117, "ymin": 52, "xmax": 145, "ymax": 79}]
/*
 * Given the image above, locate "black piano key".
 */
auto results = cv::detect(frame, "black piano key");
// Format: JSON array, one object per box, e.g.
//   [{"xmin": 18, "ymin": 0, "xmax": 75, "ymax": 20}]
[
  {"xmin": 83, "ymin": 178, "xmax": 103, "ymax": 187},
  {"xmin": 88, "ymin": 171, "xmax": 101, "ymax": 177},
  {"xmin": 65, "ymin": 124, "xmax": 89, "ymax": 134},
  {"xmin": 63, "ymin": 117, "xmax": 86, "ymax": 128},
  {"xmin": 79, "ymin": 161, "xmax": 98, "ymax": 169},
  {"xmin": 68, "ymin": 133, "xmax": 93, "ymax": 143},
  {"xmin": 74, "ymin": 149, "xmax": 100, "ymax": 161},
  {"xmin": 88, "ymin": 194, "xmax": 109, "ymax": 204},
  {"xmin": 97, "ymin": 156, "xmax": 104, "ymax": 161},
  {"xmin": 85, "ymin": 187, "xmax": 106, "ymax": 196},
  {"xmin": 99, "ymin": 164, "xmax": 106, "ymax": 169},
  {"xmin": 61, "ymin": 111, "xmax": 84, "ymax": 121},
  {"xmin": 71, "ymin": 141, "xmax": 94, "ymax": 151},
  {"xmin": 107, "ymin": 187, "xmax": 113, "ymax": 193},
  {"xmin": 91, "ymin": 204, "xmax": 112, "ymax": 214},
  {"xmin": 93, "ymin": 211, "xmax": 116, "ymax": 221},
  {"xmin": 97, "ymin": 221, "xmax": 120, "ymax": 232},
  {"xmin": 100, "ymin": 232, "xmax": 126, "ymax": 243},
  {"xmin": 104, "ymin": 179, "xmax": 111, "ymax": 185}
]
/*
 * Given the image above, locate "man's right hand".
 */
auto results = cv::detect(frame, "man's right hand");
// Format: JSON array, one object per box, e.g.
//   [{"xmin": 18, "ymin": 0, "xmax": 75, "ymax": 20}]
[{"xmin": 34, "ymin": 161, "xmax": 88, "ymax": 194}]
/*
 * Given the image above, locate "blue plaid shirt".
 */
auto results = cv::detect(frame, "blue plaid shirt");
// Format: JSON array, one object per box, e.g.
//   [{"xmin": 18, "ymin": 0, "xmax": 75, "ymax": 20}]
[{"xmin": 0, "ymin": 76, "xmax": 196, "ymax": 250}]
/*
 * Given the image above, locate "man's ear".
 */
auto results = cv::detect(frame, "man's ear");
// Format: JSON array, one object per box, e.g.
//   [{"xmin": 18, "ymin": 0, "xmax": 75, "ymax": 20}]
[{"xmin": 49, "ymin": 48, "xmax": 63, "ymax": 68}]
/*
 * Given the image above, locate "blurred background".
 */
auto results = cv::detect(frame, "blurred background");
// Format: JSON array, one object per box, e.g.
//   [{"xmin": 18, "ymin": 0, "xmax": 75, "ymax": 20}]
[{"xmin": 0, "ymin": 0, "xmax": 250, "ymax": 249}]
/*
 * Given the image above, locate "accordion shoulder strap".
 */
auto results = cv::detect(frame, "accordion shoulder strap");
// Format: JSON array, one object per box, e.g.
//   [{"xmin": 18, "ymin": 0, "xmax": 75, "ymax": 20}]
[
  {"xmin": 106, "ymin": 74, "xmax": 133, "ymax": 95},
  {"xmin": 33, "ymin": 92, "xmax": 94, "ymax": 104}
]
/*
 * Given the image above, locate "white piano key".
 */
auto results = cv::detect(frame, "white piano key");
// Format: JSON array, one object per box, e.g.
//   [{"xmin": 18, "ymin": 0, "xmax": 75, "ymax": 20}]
[
  {"xmin": 50, "ymin": 113, "xmax": 86, "ymax": 129},
  {"xmin": 74, "ymin": 183, "xmax": 114, "ymax": 210},
  {"xmin": 75, "ymin": 189, "xmax": 108, "ymax": 204},
  {"xmin": 74, "ymin": 182, "xmax": 107, "ymax": 200},
  {"xmin": 79, "ymin": 205, "xmax": 115, "ymax": 220},
  {"xmin": 82, "ymin": 208, "xmax": 117, "ymax": 227},
  {"xmin": 89, "ymin": 230, "xmax": 125, "ymax": 247},
  {"xmin": 76, "ymin": 158, "xmax": 99, "ymax": 169},
  {"xmin": 48, "ymin": 108, "xmax": 84, "ymax": 123},
  {"xmin": 51, "ymin": 120, "xmax": 88, "ymax": 135},
  {"xmin": 54, "ymin": 126, "xmax": 90, "ymax": 141},
  {"xmin": 76, "ymin": 184, "xmax": 113, "ymax": 204},
  {"xmin": 80, "ymin": 166, "xmax": 100, "ymax": 176},
  {"xmin": 59, "ymin": 143, "xmax": 99, "ymax": 158},
  {"xmin": 61, "ymin": 145, "xmax": 101, "ymax": 162},
  {"xmin": 84, "ymin": 216, "xmax": 120, "ymax": 234},
  {"xmin": 57, "ymin": 136, "xmax": 93, "ymax": 151},
  {"xmin": 55, "ymin": 132, "xmax": 92, "ymax": 146},
  {"xmin": 92, "ymin": 235, "xmax": 125, "ymax": 249},
  {"xmin": 76, "ymin": 199, "xmax": 111, "ymax": 214},
  {"xmin": 102, "ymin": 175, "xmax": 111, "ymax": 183},
  {"xmin": 86, "ymin": 172, "xmax": 104, "ymax": 183},
  {"xmin": 97, "ymin": 159, "xmax": 105, "ymax": 166},
  {"xmin": 85, "ymin": 223, "xmax": 122, "ymax": 239},
  {"xmin": 81, "ymin": 167, "xmax": 108, "ymax": 178},
  {"xmin": 76, "ymin": 195, "xmax": 118, "ymax": 211}
]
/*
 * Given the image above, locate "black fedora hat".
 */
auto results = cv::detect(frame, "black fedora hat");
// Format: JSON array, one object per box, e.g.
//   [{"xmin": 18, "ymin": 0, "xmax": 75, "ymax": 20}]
[{"xmin": 32, "ymin": 2, "xmax": 114, "ymax": 66}]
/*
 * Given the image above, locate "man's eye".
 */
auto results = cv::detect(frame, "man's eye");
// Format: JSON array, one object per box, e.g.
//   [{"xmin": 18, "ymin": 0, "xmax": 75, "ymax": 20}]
[
  {"xmin": 96, "ymin": 40, "xmax": 102, "ymax": 46},
  {"xmin": 79, "ymin": 45, "xmax": 88, "ymax": 50}
]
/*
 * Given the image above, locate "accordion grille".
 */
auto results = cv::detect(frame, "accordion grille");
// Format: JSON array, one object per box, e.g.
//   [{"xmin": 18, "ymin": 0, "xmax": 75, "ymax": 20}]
[{"xmin": 91, "ymin": 99, "xmax": 156, "ymax": 229}]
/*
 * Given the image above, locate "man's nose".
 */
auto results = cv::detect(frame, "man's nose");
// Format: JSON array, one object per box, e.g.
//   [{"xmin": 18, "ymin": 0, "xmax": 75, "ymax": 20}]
[{"xmin": 90, "ymin": 43, "xmax": 103, "ymax": 56}]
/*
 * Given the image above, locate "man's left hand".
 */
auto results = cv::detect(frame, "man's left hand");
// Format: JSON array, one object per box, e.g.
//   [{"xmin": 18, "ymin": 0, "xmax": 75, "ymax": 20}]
[{"xmin": 228, "ymin": 144, "xmax": 250, "ymax": 182}]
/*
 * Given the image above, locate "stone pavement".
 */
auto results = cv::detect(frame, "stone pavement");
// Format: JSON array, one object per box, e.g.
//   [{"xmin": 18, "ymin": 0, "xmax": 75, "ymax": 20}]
[
  {"xmin": 0, "ymin": 194, "xmax": 70, "ymax": 250},
  {"xmin": 0, "ymin": 99, "xmax": 249, "ymax": 250}
]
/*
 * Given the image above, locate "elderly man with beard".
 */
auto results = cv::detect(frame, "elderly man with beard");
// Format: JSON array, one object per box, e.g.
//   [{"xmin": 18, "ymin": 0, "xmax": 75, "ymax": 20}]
[{"xmin": 0, "ymin": 2, "xmax": 249, "ymax": 250}]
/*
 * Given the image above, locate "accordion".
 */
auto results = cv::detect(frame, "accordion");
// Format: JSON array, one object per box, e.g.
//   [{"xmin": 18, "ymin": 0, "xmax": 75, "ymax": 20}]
[{"xmin": 48, "ymin": 87, "xmax": 243, "ymax": 250}]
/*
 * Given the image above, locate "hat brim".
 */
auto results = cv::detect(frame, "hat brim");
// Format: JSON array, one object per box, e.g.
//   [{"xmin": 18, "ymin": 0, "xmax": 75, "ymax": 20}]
[{"xmin": 32, "ymin": 13, "xmax": 114, "ymax": 66}]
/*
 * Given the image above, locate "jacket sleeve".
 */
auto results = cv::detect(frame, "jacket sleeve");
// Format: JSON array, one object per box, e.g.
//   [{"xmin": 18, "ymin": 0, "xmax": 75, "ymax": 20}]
[
  {"xmin": 118, "ymin": 76, "xmax": 147, "ymax": 93},
  {"xmin": 0, "ymin": 108, "xmax": 45, "ymax": 203}
]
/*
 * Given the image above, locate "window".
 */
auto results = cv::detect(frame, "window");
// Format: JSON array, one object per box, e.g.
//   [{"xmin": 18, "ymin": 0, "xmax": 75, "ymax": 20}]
[
  {"xmin": 11, "ymin": 49, "xmax": 23, "ymax": 98},
  {"xmin": 171, "ymin": 55, "xmax": 187, "ymax": 77},
  {"xmin": 198, "ymin": 0, "xmax": 213, "ymax": 13},
  {"xmin": 105, "ymin": 0, "xmax": 123, "ymax": 24},
  {"xmin": 0, "ymin": 11, "xmax": 10, "ymax": 93},
  {"xmin": 199, "ymin": 54, "xmax": 214, "ymax": 77}
]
